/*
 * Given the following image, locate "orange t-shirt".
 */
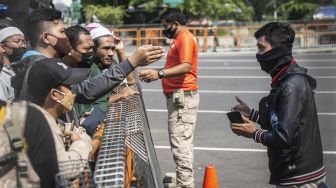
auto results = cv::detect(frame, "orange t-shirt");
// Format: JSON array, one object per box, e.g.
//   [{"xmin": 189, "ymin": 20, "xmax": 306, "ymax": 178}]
[{"xmin": 162, "ymin": 29, "xmax": 198, "ymax": 93}]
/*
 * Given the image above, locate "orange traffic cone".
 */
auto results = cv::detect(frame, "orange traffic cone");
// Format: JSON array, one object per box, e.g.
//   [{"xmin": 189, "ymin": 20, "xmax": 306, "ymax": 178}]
[{"xmin": 202, "ymin": 165, "xmax": 219, "ymax": 188}]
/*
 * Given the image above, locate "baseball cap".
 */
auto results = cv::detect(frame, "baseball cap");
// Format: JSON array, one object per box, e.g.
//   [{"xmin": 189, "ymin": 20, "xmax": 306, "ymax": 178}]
[{"xmin": 28, "ymin": 58, "xmax": 88, "ymax": 97}]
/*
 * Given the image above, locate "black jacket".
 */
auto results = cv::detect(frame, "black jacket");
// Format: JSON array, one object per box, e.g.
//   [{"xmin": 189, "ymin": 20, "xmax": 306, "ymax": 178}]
[{"xmin": 252, "ymin": 62, "xmax": 326, "ymax": 186}]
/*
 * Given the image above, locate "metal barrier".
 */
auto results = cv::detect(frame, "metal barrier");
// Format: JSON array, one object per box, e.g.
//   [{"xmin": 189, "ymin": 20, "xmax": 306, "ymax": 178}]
[
  {"xmin": 93, "ymin": 76, "xmax": 164, "ymax": 188},
  {"xmin": 110, "ymin": 22, "xmax": 336, "ymax": 52},
  {"xmin": 55, "ymin": 73, "xmax": 164, "ymax": 187}
]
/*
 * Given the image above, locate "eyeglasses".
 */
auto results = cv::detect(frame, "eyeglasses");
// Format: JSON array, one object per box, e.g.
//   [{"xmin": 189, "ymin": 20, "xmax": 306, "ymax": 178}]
[{"xmin": 2, "ymin": 39, "xmax": 27, "ymax": 47}]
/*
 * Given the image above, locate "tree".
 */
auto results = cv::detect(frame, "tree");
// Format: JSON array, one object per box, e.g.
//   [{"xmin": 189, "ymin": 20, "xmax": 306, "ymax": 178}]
[
  {"xmin": 279, "ymin": 0, "xmax": 317, "ymax": 20},
  {"xmin": 177, "ymin": 0, "xmax": 254, "ymax": 21},
  {"xmin": 83, "ymin": 4, "xmax": 126, "ymax": 25},
  {"xmin": 247, "ymin": 0, "xmax": 275, "ymax": 21}
]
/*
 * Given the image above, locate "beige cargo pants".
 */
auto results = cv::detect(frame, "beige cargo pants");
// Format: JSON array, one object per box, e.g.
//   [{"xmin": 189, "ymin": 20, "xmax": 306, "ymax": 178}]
[{"xmin": 166, "ymin": 92, "xmax": 199, "ymax": 188}]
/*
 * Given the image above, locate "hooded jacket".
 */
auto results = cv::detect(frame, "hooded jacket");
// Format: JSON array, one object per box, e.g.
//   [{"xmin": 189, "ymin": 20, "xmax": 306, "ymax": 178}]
[{"xmin": 252, "ymin": 60, "xmax": 326, "ymax": 186}]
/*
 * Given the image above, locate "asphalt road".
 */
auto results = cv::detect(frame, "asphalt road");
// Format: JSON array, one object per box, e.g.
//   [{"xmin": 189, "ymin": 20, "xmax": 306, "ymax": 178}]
[{"xmin": 139, "ymin": 52, "xmax": 336, "ymax": 188}]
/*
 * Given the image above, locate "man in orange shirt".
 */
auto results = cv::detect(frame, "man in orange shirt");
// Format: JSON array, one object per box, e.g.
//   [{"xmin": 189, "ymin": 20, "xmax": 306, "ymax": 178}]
[{"xmin": 139, "ymin": 9, "xmax": 199, "ymax": 188}]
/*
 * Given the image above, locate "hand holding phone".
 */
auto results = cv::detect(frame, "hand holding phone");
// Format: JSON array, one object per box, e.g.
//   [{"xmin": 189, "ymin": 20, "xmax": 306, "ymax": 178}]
[{"xmin": 227, "ymin": 111, "xmax": 245, "ymax": 124}]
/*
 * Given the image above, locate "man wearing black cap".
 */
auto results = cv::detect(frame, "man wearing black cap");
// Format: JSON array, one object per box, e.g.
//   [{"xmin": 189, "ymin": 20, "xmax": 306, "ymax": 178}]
[
  {"xmin": 25, "ymin": 58, "xmax": 92, "ymax": 180},
  {"xmin": 230, "ymin": 22, "xmax": 326, "ymax": 187}
]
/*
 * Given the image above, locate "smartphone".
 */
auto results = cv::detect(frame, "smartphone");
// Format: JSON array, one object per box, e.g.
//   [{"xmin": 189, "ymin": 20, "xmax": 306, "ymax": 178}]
[
  {"xmin": 227, "ymin": 111, "xmax": 244, "ymax": 123},
  {"xmin": 82, "ymin": 107, "xmax": 106, "ymax": 135}
]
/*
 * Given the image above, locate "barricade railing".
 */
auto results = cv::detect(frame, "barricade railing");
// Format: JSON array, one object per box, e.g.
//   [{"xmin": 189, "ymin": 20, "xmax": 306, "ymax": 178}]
[
  {"xmin": 109, "ymin": 22, "xmax": 336, "ymax": 52},
  {"xmin": 55, "ymin": 71, "xmax": 164, "ymax": 188}
]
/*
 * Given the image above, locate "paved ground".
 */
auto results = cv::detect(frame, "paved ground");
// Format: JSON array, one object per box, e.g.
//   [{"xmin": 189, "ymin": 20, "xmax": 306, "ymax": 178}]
[{"xmin": 139, "ymin": 52, "xmax": 336, "ymax": 188}]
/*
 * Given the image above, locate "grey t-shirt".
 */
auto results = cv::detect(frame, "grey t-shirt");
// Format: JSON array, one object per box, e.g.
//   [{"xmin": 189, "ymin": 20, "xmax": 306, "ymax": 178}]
[{"xmin": 0, "ymin": 64, "xmax": 15, "ymax": 101}]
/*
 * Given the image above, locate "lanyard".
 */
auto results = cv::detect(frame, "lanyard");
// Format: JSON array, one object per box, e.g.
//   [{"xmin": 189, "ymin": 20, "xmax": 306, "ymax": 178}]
[{"xmin": 271, "ymin": 58, "xmax": 295, "ymax": 84}]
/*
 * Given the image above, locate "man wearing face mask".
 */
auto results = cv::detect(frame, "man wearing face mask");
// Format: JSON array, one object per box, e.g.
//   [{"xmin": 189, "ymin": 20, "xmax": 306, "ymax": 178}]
[
  {"xmin": 63, "ymin": 25, "xmax": 96, "ymax": 69},
  {"xmin": 26, "ymin": 58, "xmax": 92, "ymax": 180},
  {"xmin": 230, "ymin": 22, "xmax": 326, "ymax": 187},
  {"xmin": 63, "ymin": 25, "xmax": 104, "ymax": 119},
  {"xmin": 139, "ymin": 9, "xmax": 199, "ymax": 188},
  {"xmin": 0, "ymin": 21, "xmax": 26, "ymax": 101}
]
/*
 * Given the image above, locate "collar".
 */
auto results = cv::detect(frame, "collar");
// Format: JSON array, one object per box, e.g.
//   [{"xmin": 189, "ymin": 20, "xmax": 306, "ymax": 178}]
[
  {"xmin": 271, "ymin": 58, "xmax": 295, "ymax": 87},
  {"xmin": 21, "ymin": 50, "xmax": 43, "ymax": 60}
]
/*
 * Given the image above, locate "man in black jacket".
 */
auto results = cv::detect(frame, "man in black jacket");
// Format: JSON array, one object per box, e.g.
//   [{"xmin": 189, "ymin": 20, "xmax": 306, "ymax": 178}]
[{"xmin": 230, "ymin": 22, "xmax": 326, "ymax": 187}]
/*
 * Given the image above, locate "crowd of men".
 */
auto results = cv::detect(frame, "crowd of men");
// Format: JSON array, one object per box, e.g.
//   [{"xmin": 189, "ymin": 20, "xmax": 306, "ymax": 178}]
[
  {"xmin": 0, "ymin": 6, "xmax": 329, "ymax": 188},
  {"xmin": 0, "ymin": 7, "xmax": 165, "ymax": 188}
]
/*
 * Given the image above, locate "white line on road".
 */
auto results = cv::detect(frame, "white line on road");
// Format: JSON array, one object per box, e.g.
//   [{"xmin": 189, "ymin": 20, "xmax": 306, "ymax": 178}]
[
  {"xmin": 154, "ymin": 145, "xmax": 336, "ymax": 155},
  {"xmin": 198, "ymin": 76, "xmax": 336, "ymax": 79},
  {"xmin": 146, "ymin": 109, "xmax": 336, "ymax": 116},
  {"xmin": 147, "ymin": 109, "xmax": 228, "ymax": 114},
  {"xmin": 157, "ymin": 59, "xmax": 336, "ymax": 63},
  {"xmin": 142, "ymin": 89, "xmax": 336, "ymax": 94},
  {"xmin": 143, "ymin": 66, "xmax": 336, "ymax": 70}
]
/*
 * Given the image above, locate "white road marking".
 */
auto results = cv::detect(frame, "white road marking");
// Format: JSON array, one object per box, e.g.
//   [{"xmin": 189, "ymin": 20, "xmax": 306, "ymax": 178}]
[
  {"xmin": 142, "ymin": 89, "xmax": 336, "ymax": 94},
  {"xmin": 157, "ymin": 59, "xmax": 336, "ymax": 63},
  {"xmin": 142, "ymin": 66, "xmax": 336, "ymax": 70},
  {"xmin": 154, "ymin": 145, "xmax": 336, "ymax": 155},
  {"xmin": 146, "ymin": 109, "xmax": 336, "ymax": 116},
  {"xmin": 198, "ymin": 76, "xmax": 336, "ymax": 79}
]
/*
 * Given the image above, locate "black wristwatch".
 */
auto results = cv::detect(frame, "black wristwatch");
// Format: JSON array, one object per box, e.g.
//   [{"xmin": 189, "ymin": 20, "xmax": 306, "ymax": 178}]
[{"xmin": 158, "ymin": 69, "xmax": 164, "ymax": 79}]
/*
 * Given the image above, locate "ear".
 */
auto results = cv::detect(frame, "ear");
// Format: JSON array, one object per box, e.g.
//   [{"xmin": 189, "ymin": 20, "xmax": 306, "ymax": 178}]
[
  {"xmin": 0, "ymin": 44, "xmax": 5, "ymax": 53},
  {"xmin": 68, "ymin": 49, "xmax": 75, "ymax": 56},
  {"xmin": 41, "ymin": 32, "xmax": 52, "ymax": 45},
  {"xmin": 50, "ymin": 89, "xmax": 62, "ymax": 103}
]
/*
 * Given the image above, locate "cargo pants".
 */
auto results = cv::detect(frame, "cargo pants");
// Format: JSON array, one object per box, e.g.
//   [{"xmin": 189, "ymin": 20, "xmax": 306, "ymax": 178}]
[{"xmin": 166, "ymin": 92, "xmax": 199, "ymax": 188}]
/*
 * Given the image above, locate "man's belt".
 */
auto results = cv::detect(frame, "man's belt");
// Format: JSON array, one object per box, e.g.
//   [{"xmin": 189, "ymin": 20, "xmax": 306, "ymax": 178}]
[{"xmin": 164, "ymin": 90, "xmax": 198, "ymax": 98}]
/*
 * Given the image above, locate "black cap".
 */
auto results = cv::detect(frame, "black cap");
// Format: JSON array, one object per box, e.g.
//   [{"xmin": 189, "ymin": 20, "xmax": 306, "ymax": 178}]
[{"xmin": 28, "ymin": 58, "xmax": 88, "ymax": 97}]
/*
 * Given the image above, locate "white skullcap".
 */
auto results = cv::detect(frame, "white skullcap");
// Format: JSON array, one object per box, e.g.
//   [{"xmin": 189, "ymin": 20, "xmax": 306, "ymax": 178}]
[
  {"xmin": 85, "ymin": 23, "xmax": 103, "ymax": 32},
  {"xmin": 90, "ymin": 26, "xmax": 115, "ymax": 40},
  {"xmin": 0, "ymin": 27, "xmax": 24, "ymax": 43}
]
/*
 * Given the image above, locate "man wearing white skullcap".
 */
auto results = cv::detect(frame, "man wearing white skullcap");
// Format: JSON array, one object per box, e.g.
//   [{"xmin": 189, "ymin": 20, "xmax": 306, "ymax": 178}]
[
  {"xmin": 0, "ymin": 20, "xmax": 26, "ymax": 101},
  {"xmin": 73, "ymin": 25, "xmax": 137, "ymax": 119},
  {"xmin": 89, "ymin": 26, "xmax": 119, "ymax": 70}
]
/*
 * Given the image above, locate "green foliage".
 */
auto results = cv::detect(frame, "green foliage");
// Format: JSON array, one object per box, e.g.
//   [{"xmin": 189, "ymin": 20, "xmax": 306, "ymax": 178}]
[
  {"xmin": 129, "ymin": 0, "xmax": 163, "ymax": 12},
  {"xmin": 279, "ymin": 0, "xmax": 318, "ymax": 20},
  {"xmin": 83, "ymin": 4, "xmax": 126, "ymax": 25},
  {"xmin": 177, "ymin": 0, "xmax": 254, "ymax": 21},
  {"xmin": 81, "ymin": 0, "xmax": 336, "ymax": 24},
  {"xmin": 129, "ymin": 0, "xmax": 161, "ymax": 6}
]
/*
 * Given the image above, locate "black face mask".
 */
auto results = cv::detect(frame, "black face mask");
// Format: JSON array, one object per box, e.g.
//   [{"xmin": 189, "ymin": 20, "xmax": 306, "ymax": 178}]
[
  {"xmin": 163, "ymin": 24, "xmax": 177, "ymax": 39},
  {"xmin": 48, "ymin": 33, "xmax": 72, "ymax": 58},
  {"xmin": 8, "ymin": 47, "xmax": 26, "ymax": 62},
  {"xmin": 256, "ymin": 45, "xmax": 292, "ymax": 73},
  {"xmin": 78, "ymin": 51, "xmax": 95, "ymax": 68}
]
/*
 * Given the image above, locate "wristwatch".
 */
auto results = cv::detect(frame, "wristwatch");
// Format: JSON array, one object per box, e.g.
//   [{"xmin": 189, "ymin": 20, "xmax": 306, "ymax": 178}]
[{"xmin": 158, "ymin": 69, "xmax": 164, "ymax": 79}]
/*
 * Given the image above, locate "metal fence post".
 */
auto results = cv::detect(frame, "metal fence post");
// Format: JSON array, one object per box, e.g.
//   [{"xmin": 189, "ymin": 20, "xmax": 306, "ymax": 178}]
[
  {"xmin": 203, "ymin": 28, "xmax": 208, "ymax": 52},
  {"xmin": 304, "ymin": 24, "xmax": 308, "ymax": 48},
  {"xmin": 136, "ymin": 28, "xmax": 141, "ymax": 47},
  {"xmin": 236, "ymin": 26, "xmax": 241, "ymax": 51}
]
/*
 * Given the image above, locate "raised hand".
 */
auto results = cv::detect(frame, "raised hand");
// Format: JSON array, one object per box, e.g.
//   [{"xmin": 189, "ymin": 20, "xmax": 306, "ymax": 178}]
[
  {"xmin": 231, "ymin": 96, "xmax": 251, "ymax": 118},
  {"xmin": 128, "ymin": 45, "xmax": 165, "ymax": 67}
]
